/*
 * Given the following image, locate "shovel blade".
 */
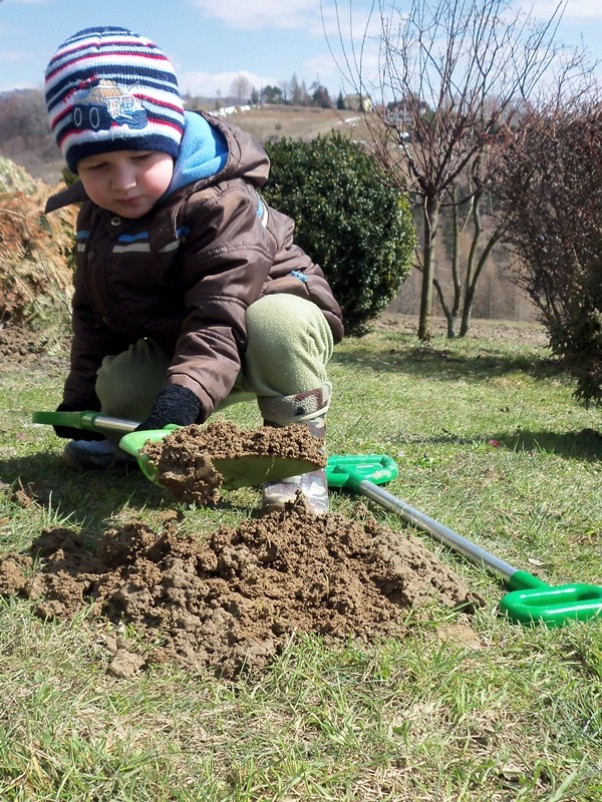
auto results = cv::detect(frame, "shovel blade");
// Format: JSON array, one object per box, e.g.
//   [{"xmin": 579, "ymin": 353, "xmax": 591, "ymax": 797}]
[
  {"xmin": 119, "ymin": 429, "xmax": 323, "ymax": 489},
  {"xmin": 118, "ymin": 428, "xmax": 179, "ymax": 482},
  {"xmin": 214, "ymin": 455, "xmax": 324, "ymax": 490}
]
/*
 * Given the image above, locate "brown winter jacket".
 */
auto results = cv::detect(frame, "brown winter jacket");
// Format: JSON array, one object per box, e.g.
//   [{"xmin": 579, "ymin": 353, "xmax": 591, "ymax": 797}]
[{"xmin": 45, "ymin": 111, "xmax": 344, "ymax": 422}]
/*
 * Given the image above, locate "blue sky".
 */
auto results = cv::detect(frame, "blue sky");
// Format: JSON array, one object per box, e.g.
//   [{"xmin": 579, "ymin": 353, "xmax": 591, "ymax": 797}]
[{"xmin": 1, "ymin": 0, "xmax": 601, "ymax": 98}]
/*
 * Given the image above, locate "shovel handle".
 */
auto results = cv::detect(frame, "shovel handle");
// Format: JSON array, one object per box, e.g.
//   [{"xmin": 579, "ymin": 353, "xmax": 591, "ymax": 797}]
[
  {"xmin": 353, "ymin": 477, "xmax": 524, "ymax": 583},
  {"xmin": 33, "ymin": 410, "xmax": 140, "ymax": 435},
  {"xmin": 352, "ymin": 476, "xmax": 602, "ymax": 626}
]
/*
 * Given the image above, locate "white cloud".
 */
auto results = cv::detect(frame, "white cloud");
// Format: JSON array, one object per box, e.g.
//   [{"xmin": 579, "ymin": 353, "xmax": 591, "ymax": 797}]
[
  {"xmin": 178, "ymin": 68, "xmax": 276, "ymax": 97},
  {"xmin": 526, "ymin": 0, "xmax": 602, "ymax": 21},
  {"xmin": 187, "ymin": 0, "xmax": 320, "ymax": 30},
  {"xmin": 0, "ymin": 49, "xmax": 27, "ymax": 62},
  {"xmin": 187, "ymin": 0, "xmax": 385, "ymax": 40}
]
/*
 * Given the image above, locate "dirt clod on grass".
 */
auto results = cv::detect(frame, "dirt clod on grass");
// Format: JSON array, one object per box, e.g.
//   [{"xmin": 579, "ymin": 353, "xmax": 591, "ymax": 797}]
[
  {"xmin": 0, "ymin": 497, "xmax": 483, "ymax": 678},
  {"xmin": 141, "ymin": 419, "xmax": 327, "ymax": 505}
]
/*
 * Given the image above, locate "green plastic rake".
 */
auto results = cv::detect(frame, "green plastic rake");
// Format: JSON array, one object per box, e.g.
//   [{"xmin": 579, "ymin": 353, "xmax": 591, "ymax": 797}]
[{"xmin": 325, "ymin": 454, "xmax": 602, "ymax": 628}]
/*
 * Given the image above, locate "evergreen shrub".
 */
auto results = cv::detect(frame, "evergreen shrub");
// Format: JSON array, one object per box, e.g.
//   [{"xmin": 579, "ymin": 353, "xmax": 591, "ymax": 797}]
[{"xmin": 264, "ymin": 133, "xmax": 415, "ymax": 335}]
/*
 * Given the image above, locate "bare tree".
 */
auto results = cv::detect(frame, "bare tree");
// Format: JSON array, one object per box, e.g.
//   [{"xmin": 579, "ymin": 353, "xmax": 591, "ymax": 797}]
[
  {"xmin": 0, "ymin": 89, "xmax": 58, "ymax": 168},
  {"xmin": 430, "ymin": 147, "xmax": 506, "ymax": 336},
  {"xmin": 325, "ymin": 0, "xmax": 578, "ymax": 339},
  {"xmin": 230, "ymin": 75, "xmax": 252, "ymax": 105},
  {"xmin": 278, "ymin": 80, "xmax": 290, "ymax": 103},
  {"xmin": 290, "ymin": 74, "xmax": 304, "ymax": 106}
]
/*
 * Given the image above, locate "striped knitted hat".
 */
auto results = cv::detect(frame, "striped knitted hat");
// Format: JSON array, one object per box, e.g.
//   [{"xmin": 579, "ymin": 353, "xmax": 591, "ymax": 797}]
[{"xmin": 45, "ymin": 26, "xmax": 185, "ymax": 172}]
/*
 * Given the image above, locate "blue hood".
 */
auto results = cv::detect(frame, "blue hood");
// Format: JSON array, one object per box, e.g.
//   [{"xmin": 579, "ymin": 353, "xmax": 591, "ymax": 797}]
[{"xmin": 165, "ymin": 111, "xmax": 229, "ymax": 197}]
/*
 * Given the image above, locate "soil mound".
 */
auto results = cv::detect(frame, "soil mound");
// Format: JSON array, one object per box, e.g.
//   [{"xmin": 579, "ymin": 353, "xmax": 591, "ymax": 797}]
[{"xmin": 0, "ymin": 498, "xmax": 482, "ymax": 679}]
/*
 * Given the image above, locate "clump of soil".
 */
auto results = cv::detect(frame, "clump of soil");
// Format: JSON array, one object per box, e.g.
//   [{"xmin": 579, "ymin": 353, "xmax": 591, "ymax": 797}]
[
  {"xmin": 0, "ymin": 498, "xmax": 482, "ymax": 679},
  {"xmin": 141, "ymin": 420, "xmax": 326, "ymax": 505}
]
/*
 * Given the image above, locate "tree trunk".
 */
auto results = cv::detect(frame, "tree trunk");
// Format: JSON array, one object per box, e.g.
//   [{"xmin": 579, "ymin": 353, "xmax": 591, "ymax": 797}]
[
  {"xmin": 418, "ymin": 195, "xmax": 439, "ymax": 341},
  {"xmin": 459, "ymin": 197, "xmax": 502, "ymax": 336},
  {"xmin": 442, "ymin": 192, "xmax": 464, "ymax": 337}
]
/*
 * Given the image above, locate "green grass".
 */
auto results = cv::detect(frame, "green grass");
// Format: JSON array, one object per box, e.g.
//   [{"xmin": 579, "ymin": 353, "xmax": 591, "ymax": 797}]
[{"xmin": 1, "ymin": 321, "xmax": 601, "ymax": 801}]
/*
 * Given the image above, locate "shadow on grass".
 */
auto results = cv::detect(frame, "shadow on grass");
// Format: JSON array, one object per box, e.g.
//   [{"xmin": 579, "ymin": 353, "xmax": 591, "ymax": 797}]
[
  {"xmin": 333, "ymin": 341, "xmax": 559, "ymax": 382},
  {"xmin": 402, "ymin": 427, "xmax": 602, "ymax": 462},
  {"xmin": 0, "ymin": 451, "xmax": 251, "ymax": 531},
  {"xmin": 504, "ymin": 427, "xmax": 602, "ymax": 461}
]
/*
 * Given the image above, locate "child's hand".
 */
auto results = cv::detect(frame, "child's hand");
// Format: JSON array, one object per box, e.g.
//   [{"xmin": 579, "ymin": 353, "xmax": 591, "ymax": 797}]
[{"xmin": 137, "ymin": 385, "xmax": 201, "ymax": 431}]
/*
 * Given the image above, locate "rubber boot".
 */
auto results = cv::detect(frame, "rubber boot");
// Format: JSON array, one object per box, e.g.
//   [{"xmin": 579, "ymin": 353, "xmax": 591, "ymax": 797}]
[
  {"xmin": 257, "ymin": 383, "xmax": 331, "ymax": 515},
  {"xmin": 61, "ymin": 438, "xmax": 137, "ymax": 471}
]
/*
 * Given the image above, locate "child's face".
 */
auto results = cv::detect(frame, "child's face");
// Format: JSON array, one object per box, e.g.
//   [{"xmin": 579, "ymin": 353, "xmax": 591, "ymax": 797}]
[{"xmin": 77, "ymin": 150, "xmax": 175, "ymax": 219}]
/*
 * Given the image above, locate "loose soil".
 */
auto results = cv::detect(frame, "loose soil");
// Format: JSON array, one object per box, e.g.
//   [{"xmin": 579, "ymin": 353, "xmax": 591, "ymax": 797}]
[
  {"xmin": 0, "ymin": 497, "xmax": 482, "ymax": 679},
  {"xmin": 141, "ymin": 420, "xmax": 326, "ymax": 505},
  {"xmin": 0, "ymin": 321, "xmax": 69, "ymax": 360}
]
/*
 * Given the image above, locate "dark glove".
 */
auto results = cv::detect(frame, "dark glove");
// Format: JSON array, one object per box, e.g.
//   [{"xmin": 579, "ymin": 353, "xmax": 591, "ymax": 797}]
[
  {"xmin": 53, "ymin": 402, "xmax": 106, "ymax": 441},
  {"xmin": 136, "ymin": 385, "xmax": 201, "ymax": 431}
]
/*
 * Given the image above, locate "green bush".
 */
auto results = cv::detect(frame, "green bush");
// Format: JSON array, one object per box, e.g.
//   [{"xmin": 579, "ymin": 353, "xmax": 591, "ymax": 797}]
[{"xmin": 264, "ymin": 133, "xmax": 415, "ymax": 335}]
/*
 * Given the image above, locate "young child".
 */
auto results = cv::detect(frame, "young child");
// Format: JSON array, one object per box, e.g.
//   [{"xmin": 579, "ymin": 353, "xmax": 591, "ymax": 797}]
[{"xmin": 44, "ymin": 26, "xmax": 344, "ymax": 514}]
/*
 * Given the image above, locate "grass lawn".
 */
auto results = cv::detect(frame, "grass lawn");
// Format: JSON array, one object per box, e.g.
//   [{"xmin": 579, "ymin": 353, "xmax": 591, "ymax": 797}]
[{"xmin": 0, "ymin": 318, "xmax": 601, "ymax": 801}]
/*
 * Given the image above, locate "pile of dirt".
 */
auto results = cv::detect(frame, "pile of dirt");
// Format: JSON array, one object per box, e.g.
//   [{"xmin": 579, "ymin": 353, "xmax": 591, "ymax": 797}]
[
  {"xmin": 0, "ymin": 498, "xmax": 482, "ymax": 679},
  {"xmin": 141, "ymin": 420, "xmax": 327, "ymax": 505}
]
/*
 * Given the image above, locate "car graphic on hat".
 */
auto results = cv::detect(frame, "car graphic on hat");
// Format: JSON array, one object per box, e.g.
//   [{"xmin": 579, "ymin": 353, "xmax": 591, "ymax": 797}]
[{"xmin": 72, "ymin": 80, "xmax": 147, "ymax": 130}]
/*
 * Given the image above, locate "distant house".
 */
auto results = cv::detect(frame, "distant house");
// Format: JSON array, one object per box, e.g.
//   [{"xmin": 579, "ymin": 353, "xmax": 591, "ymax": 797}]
[
  {"xmin": 345, "ymin": 94, "xmax": 373, "ymax": 112},
  {"xmin": 385, "ymin": 97, "xmax": 429, "ymax": 126}
]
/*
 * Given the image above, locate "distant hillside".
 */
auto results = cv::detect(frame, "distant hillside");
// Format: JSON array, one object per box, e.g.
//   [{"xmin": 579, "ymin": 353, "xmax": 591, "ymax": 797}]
[
  {"xmin": 216, "ymin": 104, "xmax": 364, "ymax": 143},
  {"xmin": 0, "ymin": 94, "xmax": 535, "ymax": 325},
  {"xmin": 0, "ymin": 91, "xmax": 363, "ymax": 185}
]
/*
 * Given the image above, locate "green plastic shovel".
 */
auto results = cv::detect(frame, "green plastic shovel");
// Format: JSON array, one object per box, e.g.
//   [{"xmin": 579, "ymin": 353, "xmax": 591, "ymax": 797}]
[
  {"xmin": 32, "ymin": 410, "xmax": 324, "ymax": 490},
  {"xmin": 326, "ymin": 455, "xmax": 602, "ymax": 627}
]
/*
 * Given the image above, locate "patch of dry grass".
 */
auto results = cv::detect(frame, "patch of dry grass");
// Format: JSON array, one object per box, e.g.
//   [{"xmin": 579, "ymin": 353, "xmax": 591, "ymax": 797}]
[
  {"xmin": 0, "ymin": 159, "xmax": 75, "ymax": 328},
  {"xmin": 226, "ymin": 104, "xmax": 363, "ymax": 142}
]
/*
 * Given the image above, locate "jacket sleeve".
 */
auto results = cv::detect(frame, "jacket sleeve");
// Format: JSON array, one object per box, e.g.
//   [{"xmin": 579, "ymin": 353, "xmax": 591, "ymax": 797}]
[
  {"xmin": 164, "ymin": 183, "xmax": 280, "ymax": 420},
  {"xmin": 62, "ymin": 274, "xmax": 131, "ymax": 410}
]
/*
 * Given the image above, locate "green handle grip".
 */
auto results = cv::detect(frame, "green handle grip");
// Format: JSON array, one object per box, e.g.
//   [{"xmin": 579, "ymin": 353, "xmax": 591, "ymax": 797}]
[
  {"xmin": 326, "ymin": 454, "xmax": 398, "ymax": 488},
  {"xmin": 32, "ymin": 410, "xmax": 140, "ymax": 435},
  {"xmin": 506, "ymin": 569, "xmax": 550, "ymax": 591},
  {"xmin": 499, "ymin": 583, "xmax": 602, "ymax": 626}
]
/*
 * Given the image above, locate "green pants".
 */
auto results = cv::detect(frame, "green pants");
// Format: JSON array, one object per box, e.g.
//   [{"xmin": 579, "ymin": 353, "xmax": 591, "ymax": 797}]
[{"xmin": 95, "ymin": 294, "xmax": 334, "ymax": 421}]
